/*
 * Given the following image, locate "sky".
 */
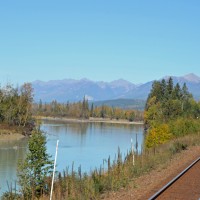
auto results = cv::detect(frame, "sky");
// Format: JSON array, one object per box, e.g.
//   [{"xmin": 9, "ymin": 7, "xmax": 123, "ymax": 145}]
[{"xmin": 0, "ymin": 0, "xmax": 200, "ymax": 85}]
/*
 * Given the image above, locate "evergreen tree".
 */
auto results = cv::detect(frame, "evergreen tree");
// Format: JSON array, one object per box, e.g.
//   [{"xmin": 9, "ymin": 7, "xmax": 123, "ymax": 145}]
[
  {"xmin": 181, "ymin": 83, "xmax": 193, "ymax": 112},
  {"xmin": 151, "ymin": 81, "xmax": 163, "ymax": 102},
  {"xmin": 172, "ymin": 83, "xmax": 181, "ymax": 100},
  {"xmin": 165, "ymin": 77, "xmax": 173, "ymax": 100},
  {"xmin": 160, "ymin": 79, "xmax": 167, "ymax": 98},
  {"xmin": 100, "ymin": 105, "xmax": 106, "ymax": 118},
  {"xmin": 90, "ymin": 103, "xmax": 94, "ymax": 117},
  {"xmin": 182, "ymin": 83, "xmax": 190, "ymax": 98},
  {"xmin": 18, "ymin": 128, "xmax": 53, "ymax": 199},
  {"xmin": 80, "ymin": 96, "xmax": 89, "ymax": 119},
  {"xmin": 39, "ymin": 99, "xmax": 43, "ymax": 112}
]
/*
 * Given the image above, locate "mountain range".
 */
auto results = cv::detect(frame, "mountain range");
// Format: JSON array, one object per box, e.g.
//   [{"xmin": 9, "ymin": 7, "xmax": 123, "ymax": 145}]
[{"xmin": 32, "ymin": 73, "xmax": 200, "ymax": 103}]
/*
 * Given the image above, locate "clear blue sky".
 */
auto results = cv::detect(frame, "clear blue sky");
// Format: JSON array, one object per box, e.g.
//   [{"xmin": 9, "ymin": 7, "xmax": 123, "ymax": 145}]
[{"xmin": 0, "ymin": 0, "xmax": 200, "ymax": 85}]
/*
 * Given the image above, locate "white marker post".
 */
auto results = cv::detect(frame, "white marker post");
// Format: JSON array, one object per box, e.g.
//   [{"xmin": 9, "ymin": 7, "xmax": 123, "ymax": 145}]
[
  {"xmin": 131, "ymin": 138, "xmax": 134, "ymax": 166},
  {"xmin": 50, "ymin": 140, "xmax": 59, "ymax": 200}
]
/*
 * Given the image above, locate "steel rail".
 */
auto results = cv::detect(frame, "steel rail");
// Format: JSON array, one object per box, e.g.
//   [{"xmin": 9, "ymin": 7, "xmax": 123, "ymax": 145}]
[{"xmin": 148, "ymin": 156, "xmax": 200, "ymax": 200}]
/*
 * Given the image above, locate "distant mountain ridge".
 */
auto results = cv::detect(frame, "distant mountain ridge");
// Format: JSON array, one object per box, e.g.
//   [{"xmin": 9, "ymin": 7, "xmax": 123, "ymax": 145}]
[{"xmin": 32, "ymin": 73, "xmax": 200, "ymax": 103}]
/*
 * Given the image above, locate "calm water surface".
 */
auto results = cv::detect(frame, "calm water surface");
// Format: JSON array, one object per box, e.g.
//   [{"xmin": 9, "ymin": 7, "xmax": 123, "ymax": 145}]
[
  {"xmin": 0, "ymin": 138, "xmax": 28, "ymax": 195},
  {"xmin": 0, "ymin": 120, "xmax": 144, "ymax": 195}
]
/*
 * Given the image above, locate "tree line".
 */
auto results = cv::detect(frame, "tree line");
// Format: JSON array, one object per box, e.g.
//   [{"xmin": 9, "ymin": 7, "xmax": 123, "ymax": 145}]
[
  {"xmin": 33, "ymin": 98, "xmax": 143, "ymax": 122},
  {"xmin": 144, "ymin": 77, "xmax": 200, "ymax": 149},
  {"xmin": 0, "ymin": 81, "xmax": 143, "ymax": 134},
  {"xmin": 0, "ymin": 83, "xmax": 34, "ymax": 134}
]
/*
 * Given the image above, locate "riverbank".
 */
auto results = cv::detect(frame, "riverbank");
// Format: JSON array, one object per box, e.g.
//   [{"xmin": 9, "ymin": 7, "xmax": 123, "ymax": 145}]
[
  {"xmin": 0, "ymin": 124, "xmax": 26, "ymax": 140},
  {"xmin": 35, "ymin": 116, "xmax": 144, "ymax": 125},
  {"xmin": 102, "ymin": 145, "xmax": 200, "ymax": 200}
]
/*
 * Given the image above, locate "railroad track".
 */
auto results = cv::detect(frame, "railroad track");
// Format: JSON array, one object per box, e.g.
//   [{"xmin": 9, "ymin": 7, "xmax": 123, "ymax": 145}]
[{"xmin": 148, "ymin": 157, "xmax": 200, "ymax": 200}]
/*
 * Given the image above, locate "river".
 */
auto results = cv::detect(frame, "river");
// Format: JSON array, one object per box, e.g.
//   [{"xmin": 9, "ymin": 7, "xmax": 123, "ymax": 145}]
[{"xmin": 0, "ymin": 120, "xmax": 144, "ymax": 196}]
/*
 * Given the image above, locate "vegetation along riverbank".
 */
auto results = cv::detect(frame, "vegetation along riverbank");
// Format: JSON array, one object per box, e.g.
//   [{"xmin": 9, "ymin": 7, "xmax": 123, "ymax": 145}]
[
  {"xmin": 35, "ymin": 116, "xmax": 144, "ymax": 125},
  {"xmin": 33, "ymin": 98, "xmax": 144, "ymax": 122},
  {"xmin": 0, "ymin": 83, "xmax": 34, "ymax": 139}
]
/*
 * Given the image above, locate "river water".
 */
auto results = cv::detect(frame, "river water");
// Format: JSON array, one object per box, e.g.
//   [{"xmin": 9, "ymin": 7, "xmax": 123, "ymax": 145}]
[{"xmin": 0, "ymin": 120, "xmax": 144, "ymax": 196}]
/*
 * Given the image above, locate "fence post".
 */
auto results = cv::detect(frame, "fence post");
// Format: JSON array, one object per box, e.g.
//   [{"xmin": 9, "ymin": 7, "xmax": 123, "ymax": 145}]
[
  {"xmin": 50, "ymin": 140, "xmax": 59, "ymax": 200},
  {"xmin": 131, "ymin": 138, "xmax": 134, "ymax": 166}
]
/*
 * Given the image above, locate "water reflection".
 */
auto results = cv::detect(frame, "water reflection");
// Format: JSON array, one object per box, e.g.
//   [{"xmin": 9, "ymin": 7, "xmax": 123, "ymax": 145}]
[
  {"xmin": 42, "ymin": 120, "xmax": 144, "ymax": 173},
  {"xmin": 0, "ymin": 138, "xmax": 28, "ymax": 195},
  {"xmin": 42, "ymin": 119, "xmax": 143, "ymax": 135}
]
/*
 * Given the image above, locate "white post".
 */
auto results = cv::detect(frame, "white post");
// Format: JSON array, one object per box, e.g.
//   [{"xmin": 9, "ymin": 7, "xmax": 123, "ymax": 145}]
[
  {"xmin": 50, "ymin": 140, "xmax": 59, "ymax": 200},
  {"xmin": 131, "ymin": 138, "xmax": 134, "ymax": 166}
]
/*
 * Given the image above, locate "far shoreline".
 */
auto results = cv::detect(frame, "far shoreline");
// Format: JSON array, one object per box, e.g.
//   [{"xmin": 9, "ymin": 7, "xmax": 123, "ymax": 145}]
[
  {"xmin": 35, "ymin": 116, "xmax": 144, "ymax": 125},
  {"xmin": 0, "ymin": 133, "xmax": 25, "ymax": 141}
]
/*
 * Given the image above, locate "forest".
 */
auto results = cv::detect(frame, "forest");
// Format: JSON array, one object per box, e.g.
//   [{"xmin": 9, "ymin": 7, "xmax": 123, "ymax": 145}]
[
  {"xmin": 144, "ymin": 77, "xmax": 200, "ymax": 148},
  {"xmin": 33, "ymin": 98, "xmax": 144, "ymax": 122}
]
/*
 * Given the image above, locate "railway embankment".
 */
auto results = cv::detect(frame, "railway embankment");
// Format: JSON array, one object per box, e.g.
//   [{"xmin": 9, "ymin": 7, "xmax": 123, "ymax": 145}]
[{"xmin": 103, "ymin": 145, "xmax": 200, "ymax": 200}]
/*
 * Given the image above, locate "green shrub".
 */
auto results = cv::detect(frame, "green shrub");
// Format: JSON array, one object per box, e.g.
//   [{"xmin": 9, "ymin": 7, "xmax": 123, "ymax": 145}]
[
  {"xmin": 170, "ymin": 142, "xmax": 188, "ymax": 154},
  {"xmin": 169, "ymin": 118, "xmax": 200, "ymax": 137}
]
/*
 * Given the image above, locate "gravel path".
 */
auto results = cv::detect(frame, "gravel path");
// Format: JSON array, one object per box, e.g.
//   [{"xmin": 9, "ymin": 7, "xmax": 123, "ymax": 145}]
[{"xmin": 103, "ymin": 146, "xmax": 200, "ymax": 200}]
